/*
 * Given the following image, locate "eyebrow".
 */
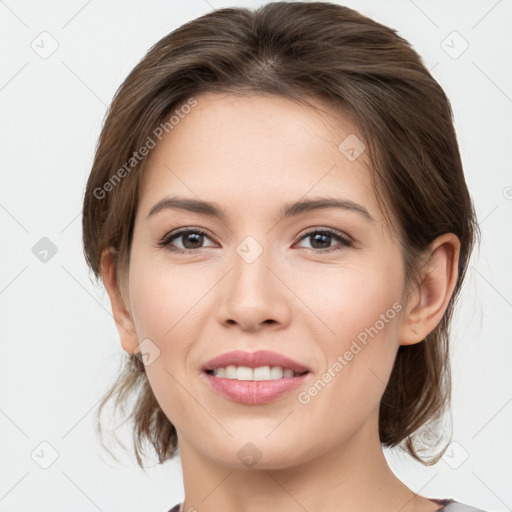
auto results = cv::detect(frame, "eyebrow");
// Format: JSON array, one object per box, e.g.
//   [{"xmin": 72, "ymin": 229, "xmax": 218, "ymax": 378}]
[{"xmin": 147, "ymin": 195, "xmax": 374, "ymax": 222}]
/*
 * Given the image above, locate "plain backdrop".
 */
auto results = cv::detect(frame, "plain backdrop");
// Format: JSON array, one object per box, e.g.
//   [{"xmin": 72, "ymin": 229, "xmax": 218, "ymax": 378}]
[{"xmin": 1, "ymin": 1, "xmax": 511, "ymax": 511}]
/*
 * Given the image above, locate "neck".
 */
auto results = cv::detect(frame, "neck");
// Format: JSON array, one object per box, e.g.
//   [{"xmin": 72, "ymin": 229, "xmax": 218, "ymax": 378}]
[{"xmin": 177, "ymin": 409, "xmax": 436, "ymax": 512}]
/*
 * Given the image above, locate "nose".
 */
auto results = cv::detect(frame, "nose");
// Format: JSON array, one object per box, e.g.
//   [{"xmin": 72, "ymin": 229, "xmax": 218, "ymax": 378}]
[{"xmin": 216, "ymin": 240, "xmax": 292, "ymax": 332}]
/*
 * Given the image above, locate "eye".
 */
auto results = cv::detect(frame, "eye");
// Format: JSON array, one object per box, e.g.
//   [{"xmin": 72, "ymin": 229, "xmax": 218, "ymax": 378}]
[
  {"xmin": 156, "ymin": 226, "xmax": 352, "ymax": 255},
  {"xmin": 156, "ymin": 228, "xmax": 217, "ymax": 254},
  {"xmin": 294, "ymin": 228, "xmax": 352, "ymax": 253}
]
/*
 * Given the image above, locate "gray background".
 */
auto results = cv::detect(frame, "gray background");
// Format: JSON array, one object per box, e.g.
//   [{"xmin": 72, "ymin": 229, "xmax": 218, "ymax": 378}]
[{"xmin": 0, "ymin": 0, "xmax": 511, "ymax": 511}]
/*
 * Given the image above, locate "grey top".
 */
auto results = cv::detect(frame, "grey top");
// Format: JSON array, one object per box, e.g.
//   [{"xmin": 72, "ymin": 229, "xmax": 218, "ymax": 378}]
[
  {"xmin": 167, "ymin": 498, "xmax": 490, "ymax": 511},
  {"xmin": 433, "ymin": 499, "xmax": 489, "ymax": 511}
]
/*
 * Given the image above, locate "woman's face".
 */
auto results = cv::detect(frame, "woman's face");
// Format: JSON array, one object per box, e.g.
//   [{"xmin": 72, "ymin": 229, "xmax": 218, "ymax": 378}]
[{"xmin": 124, "ymin": 92, "xmax": 411, "ymax": 468}]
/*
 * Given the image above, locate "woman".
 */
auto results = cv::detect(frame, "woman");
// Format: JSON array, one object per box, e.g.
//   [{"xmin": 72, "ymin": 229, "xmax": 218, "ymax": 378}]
[{"xmin": 82, "ymin": 2, "xmax": 486, "ymax": 511}]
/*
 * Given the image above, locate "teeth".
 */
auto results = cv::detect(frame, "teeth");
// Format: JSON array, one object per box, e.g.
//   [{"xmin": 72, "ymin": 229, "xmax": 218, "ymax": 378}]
[{"xmin": 212, "ymin": 365, "xmax": 299, "ymax": 380}]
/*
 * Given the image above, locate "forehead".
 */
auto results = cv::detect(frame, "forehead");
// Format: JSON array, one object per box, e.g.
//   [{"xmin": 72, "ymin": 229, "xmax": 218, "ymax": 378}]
[{"xmin": 138, "ymin": 92, "xmax": 377, "ymax": 219}]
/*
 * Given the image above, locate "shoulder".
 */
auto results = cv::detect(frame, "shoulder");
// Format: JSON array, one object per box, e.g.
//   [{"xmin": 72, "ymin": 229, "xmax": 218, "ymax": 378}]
[
  {"xmin": 167, "ymin": 500, "xmax": 490, "ymax": 512},
  {"xmin": 431, "ymin": 498, "xmax": 490, "ymax": 511}
]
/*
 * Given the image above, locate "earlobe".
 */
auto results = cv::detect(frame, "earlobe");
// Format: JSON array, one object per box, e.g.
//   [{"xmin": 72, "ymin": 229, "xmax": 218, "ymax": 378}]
[
  {"xmin": 100, "ymin": 248, "xmax": 139, "ymax": 354},
  {"xmin": 398, "ymin": 233, "xmax": 461, "ymax": 346}
]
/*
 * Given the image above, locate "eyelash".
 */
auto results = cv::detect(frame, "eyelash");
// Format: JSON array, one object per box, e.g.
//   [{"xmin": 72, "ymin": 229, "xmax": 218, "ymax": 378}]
[{"xmin": 156, "ymin": 227, "xmax": 353, "ymax": 255}]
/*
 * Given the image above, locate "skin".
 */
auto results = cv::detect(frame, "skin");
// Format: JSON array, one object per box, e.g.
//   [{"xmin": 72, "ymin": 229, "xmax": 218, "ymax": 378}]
[{"xmin": 101, "ymin": 92, "xmax": 460, "ymax": 512}]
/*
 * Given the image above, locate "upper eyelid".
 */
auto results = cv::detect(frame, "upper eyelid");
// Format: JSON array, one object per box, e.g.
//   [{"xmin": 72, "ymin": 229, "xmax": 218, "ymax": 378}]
[
  {"xmin": 168, "ymin": 226, "xmax": 216, "ymax": 239},
  {"xmin": 294, "ymin": 227, "xmax": 351, "ymax": 244}
]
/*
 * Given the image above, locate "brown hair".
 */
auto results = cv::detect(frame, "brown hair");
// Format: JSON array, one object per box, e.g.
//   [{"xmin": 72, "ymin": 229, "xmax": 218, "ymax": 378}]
[{"xmin": 82, "ymin": 1, "xmax": 479, "ymax": 468}]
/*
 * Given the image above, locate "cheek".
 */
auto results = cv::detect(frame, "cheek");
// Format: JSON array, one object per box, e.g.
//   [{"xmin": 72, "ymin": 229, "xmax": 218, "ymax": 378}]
[
  {"xmin": 302, "ymin": 262, "xmax": 403, "ymax": 402},
  {"xmin": 295, "ymin": 277, "xmax": 402, "ymax": 449},
  {"xmin": 127, "ymin": 265, "xmax": 205, "ymax": 428},
  {"xmin": 299, "ymin": 258, "xmax": 403, "ymax": 342},
  {"xmin": 128, "ymin": 254, "xmax": 210, "ymax": 342}
]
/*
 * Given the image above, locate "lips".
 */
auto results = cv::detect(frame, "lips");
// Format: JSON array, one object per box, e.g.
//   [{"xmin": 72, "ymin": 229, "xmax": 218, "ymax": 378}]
[
  {"xmin": 202, "ymin": 371, "xmax": 310, "ymax": 404},
  {"xmin": 201, "ymin": 349, "xmax": 311, "ymax": 374}
]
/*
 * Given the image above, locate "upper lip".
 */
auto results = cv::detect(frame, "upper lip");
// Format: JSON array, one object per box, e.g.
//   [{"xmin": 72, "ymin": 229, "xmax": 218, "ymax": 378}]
[{"xmin": 202, "ymin": 350, "xmax": 311, "ymax": 374}]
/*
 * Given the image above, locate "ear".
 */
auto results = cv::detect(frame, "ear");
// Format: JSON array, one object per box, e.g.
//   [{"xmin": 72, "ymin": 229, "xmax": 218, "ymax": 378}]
[
  {"xmin": 100, "ymin": 248, "xmax": 139, "ymax": 354},
  {"xmin": 398, "ymin": 233, "xmax": 461, "ymax": 346}
]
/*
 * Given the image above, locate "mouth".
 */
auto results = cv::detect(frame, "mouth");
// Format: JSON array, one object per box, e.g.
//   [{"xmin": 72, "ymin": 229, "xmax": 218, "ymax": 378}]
[{"xmin": 200, "ymin": 350, "xmax": 312, "ymax": 404}]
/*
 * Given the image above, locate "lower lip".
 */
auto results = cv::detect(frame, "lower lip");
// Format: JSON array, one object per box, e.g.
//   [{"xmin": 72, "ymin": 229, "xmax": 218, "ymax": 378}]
[{"xmin": 202, "ymin": 371, "xmax": 310, "ymax": 405}]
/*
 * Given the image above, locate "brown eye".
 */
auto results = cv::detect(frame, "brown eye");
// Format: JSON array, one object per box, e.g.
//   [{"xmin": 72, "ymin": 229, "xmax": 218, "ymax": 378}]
[
  {"xmin": 179, "ymin": 232, "xmax": 205, "ymax": 249},
  {"xmin": 158, "ymin": 228, "xmax": 216, "ymax": 254},
  {"xmin": 296, "ymin": 229, "xmax": 352, "ymax": 252}
]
